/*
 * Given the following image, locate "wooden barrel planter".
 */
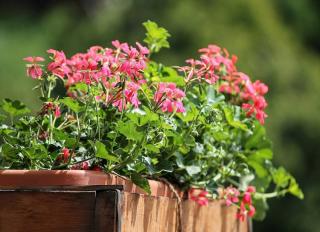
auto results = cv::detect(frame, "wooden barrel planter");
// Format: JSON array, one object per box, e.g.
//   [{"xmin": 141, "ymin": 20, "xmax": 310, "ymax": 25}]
[{"xmin": 0, "ymin": 170, "xmax": 250, "ymax": 232}]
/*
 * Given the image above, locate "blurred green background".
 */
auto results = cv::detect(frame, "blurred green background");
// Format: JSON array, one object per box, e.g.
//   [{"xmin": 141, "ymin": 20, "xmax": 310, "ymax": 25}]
[{"xmin": 0, "ymin": 0, "xmax": 319, "ymax": 231}]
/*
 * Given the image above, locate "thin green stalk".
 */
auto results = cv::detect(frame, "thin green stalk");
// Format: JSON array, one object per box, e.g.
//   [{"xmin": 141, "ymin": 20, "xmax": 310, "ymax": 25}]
[
  {"xmin": 48, "ymin": 113, "xmax": 53, "ymax": 143},
  {"xmin": 255, "ymin": 190, "xmax": 288, "ymax": 199},
  {"xmin": 47, "ymin": 81, "xmax": 53, "ymax": 99},
  {"xmin": 94, "ymin": 97, "xmax": 101, "ymax": 140}
]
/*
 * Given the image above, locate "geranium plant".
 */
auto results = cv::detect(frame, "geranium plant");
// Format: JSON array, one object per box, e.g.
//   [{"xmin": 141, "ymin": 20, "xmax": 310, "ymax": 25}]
[{"xmin": 0, "ymin": 21, "xmax": 303, "ymax": 220}]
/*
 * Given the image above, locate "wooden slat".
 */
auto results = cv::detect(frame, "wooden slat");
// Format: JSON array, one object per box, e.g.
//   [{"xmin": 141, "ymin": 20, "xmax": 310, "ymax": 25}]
[
  {"xmin": 0, "ymin": 185, "xmax": 123, "ymax": 192},
  {"xmin": 120, "ymin": 192, "xmax": 248, "ymax": 232},
  {"xmin": 0, "ymin": 191, "xmax": 96, "ymax": 232},
  {"xmin": 94, "ymin": 190, "xmax": 118, "ymax": 232},
  {"xmin": 181, "ymin": 200, "xmax": 248, "ymax": 232},
  {"xmin": 121, "ymin": 192, "xmax": 178, "ymax": 232}
]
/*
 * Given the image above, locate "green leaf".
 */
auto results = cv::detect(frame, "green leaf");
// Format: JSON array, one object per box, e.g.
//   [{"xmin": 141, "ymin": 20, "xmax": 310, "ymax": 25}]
[
  {"xmin": 271, "ymin": 167, "xmax": 303, "ymax": 199},
  {"xmin": 145, "ymin": 144, "xmax": 160, "ymax": 153},
  {"xmin": 177, "ymin": 103, "xmax": 199, "ymax": 122},
  {"xmin": 207, "ymin": 86, "xmax": 225, "ymax": 105},
  {"xmin": 0, "ymin": 114, "xmax": 6, "ymax": 122},
  {"xmin": 156, "ymin": 159, "xmax": 173, "ymax": 173},
  {"xmin": 1, "ymin": 99, "xmax": 30, "ymax": 117},
  {"xmin": 131, "ymin": 173, "xmax": 151, "ymax": 194},
  {"xmin": 186, "ymin": 165, "xmax": 201, "ymax": 175},
  {"xmin": 143, "ymin": 20, "xmax": 170, "ymax": 53},
  {"xmin": 247, "ymin": 160, "xmax": 268, "ymax": 178},
  {"xmin": 22, "ymin": 145, "xmax": 47, "ymax": 160},
  {"xmin": 65, "ymin": 138, "xmax": 77, "ymax": 148},
  {"xmin": 248, "ymin": 149, "xmax": 273, "ymax": 162},
  {"xmin": 117, "ymin": 121, "xmax": 143, "ymax": 141},
  {"xmin": 245, "ymin": 122, "xmax": 271, "ymax": 150},
  {"xmin": 53, "ymin": 130, "xmax": 69, "ymax": 141},
  {"xmin": 1, "ymin": 144, "xmax": 18, "ymax": 159},
  {"xmin": 251, "ymin": 176, "xmax": 271, "ymax": 192},
  {"xmin": 60, "ymin": 97, "xmax": 85, "ymax": 113},
  {"xmin": 68, "ymin": 83, "xmax": 88, "ymax": 93},
  {"xmin": 127, "ymin": 109, "xmax": 158, "ymax": 127},
  {"xmin": 174, "ymin": 152, "xmax": 185, "ymax": 168},
  {"xmin": 95, "ymin": 141, "xmax": 119, "ymax": 162},
  {"xmin": 154, "ymin": 67, "xmax": 185, "ymax": 87},
  {"xmin": 223, "ymin": 106, "xmax": 248, "ymax": 131},
  {"xmin": 253, "ymin": 198, "xmax": 269, "ymax": 221},
  {"xmin": 288, "ymin": 177, "xmax": 304, "ymax": 199},
  {"xmin": 271, "ymin": 167, "xmax": 290, "ymax": 188}
]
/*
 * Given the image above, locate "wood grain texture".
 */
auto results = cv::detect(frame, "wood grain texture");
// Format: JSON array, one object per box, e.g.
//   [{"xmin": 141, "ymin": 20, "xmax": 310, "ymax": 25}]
[
  {"xmin": 94, "ymin": 190, "xmax": 118, "ymax": 232},
  {"xmin": 121, "ymin": 192, "xmax": 178, "ymax": 232},
  {"xmin": 181, "ymin": 200, "xmax": 248, "ymax": 232},
  {"xmin": 0, "ymin": 184, "xmax": 249, "ymax": 232},
  {"xmin": 121, "ymin": 192, "xmax": 248, "ymax": 232},
  {"xmin": 0, "ymin": 191, "xmax": 96, "ymax": 232}
]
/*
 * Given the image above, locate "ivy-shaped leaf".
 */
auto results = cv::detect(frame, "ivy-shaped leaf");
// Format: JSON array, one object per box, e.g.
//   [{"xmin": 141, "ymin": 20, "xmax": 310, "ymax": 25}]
[
  {"xmin": 60, "ymin": 97, "xmax": 85, "ymax": 113},
  {"xmin": 186, "ymin": 165, "xmax": 201, "ymax": 176},
  {"xmin": 223, "ymin": 106, "xmax": 248, "ymax": 131},
  {"xmin": 1, "ymin": 99, "xmax": 30, "ymax": 117},
  {"xmin": 143, "ymin": 20, "xmax": 170, "ymax": 53},
  {"xmin": 245, "ymin": 122, "xmax": 271, "ymax": 150},
  {"xmin": 288, "ymin": 177, "xmax": 304, "ymax": 199},
  {"xmin": 95, "ymin": 141, "xmax": 119, "ymax": 163},
  {"xmin": 116, "ymin": 121, "xmax": 143, "ymax": 141},
  {"xmin": 131, "ymin": 173, "xmax": 151, "ymax": 194}
]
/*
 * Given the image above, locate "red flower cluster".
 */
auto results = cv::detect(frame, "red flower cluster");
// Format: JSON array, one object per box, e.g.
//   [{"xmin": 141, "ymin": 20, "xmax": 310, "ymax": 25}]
[
  {"xmin": 179, "ymin": 45, "xmax": 237, "ymax": 84},
  {"xmin": 179, "ymin": 44, "xmax": 268, "ymax": 124},
  {"xmin": 23, "ymin": 56, "xmax": 45, "ymax": 79},
  {"xmin": 154, "ymin": 83, "xmax": 185, "ymax": 113},
  {"xmin": 56, "ymin": 148, "xmax": 71, "ymax": 164},
  {"xmin": 24, "ymin": 42, "xmax": 188, "ymax": 113},
  {"xmin": 40, "ymin": 102, "xmax": 61, "ymax": 118},
  {"xmin": 112, "ymin": 81, "xmax": 141, "ymax": 111},
  {"xmin": 236, "ymin": 186, "xmax": 256, "ymax": 221},
  {"xmin": 25, "ymin": 41, "xmax": 150, "ymax": 111},
  {"xmin": 188, "ymin": 188, "xmax": 209, "ymax": 206},
  {"xmin": 220, "ymin": 73, "xmax": 268, "ymax": 124},
  {"xmin": 71, "ymin": 161, "xmax": 89, "ymax": 170},
  {"xmin": 223, "ymin": 186, "xmax": 240, "ymax": 206},
  {"xmin": 46, "ymin": 41, "xmax": 149, "ymax": 85}
]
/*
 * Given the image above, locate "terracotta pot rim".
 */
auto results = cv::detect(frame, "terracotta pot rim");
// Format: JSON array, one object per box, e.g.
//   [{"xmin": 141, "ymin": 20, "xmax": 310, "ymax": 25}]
[{"xmin": 0, "ymin": 170, "xmax": 185, "ymax": 198}]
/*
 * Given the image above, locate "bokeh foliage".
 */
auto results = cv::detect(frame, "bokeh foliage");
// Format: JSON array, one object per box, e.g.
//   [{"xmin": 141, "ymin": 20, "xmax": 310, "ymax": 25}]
[{"xmin": 0, "ymin": 0, "xmax": 319, "ymax": 231}]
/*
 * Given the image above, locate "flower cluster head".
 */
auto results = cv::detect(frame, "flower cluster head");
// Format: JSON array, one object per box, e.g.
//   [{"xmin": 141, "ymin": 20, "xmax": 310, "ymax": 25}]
[
  {"xmin": 179, "ymin": 44, "xmax": 268, "ymax": 124},
  {"xmin": 112, "ymin": 81, "xmax": 141, "ymax": 111},
  {"xmin": 23, "ymin": 56, "xmax": 45, "ymax": 79},
  {"xmin": 189, "ymin": 188, "xmax": 209, "ymax": 206},
  {"xmin": 154, "ymin": 82, "xmax": 185, "ymax": 113},
  {"xmin": 220, "ymin": 73, "xmax": 268, "ymax": 124},
  {"xmin": 179, "ymin": 44, "xmax": 237, "ymax": 85},
  {"xmin": 24, "ymin": 42, "xmax": 182, "ymax": 113},
  {"xmin": 40, "ymin": 102, "xmax": 61, "ymax": 118},
  {"xmin": 71, "ymin": 161, "xmax": 89, "ymax": 170},
  {"xmin": 236, "ymin": 186, "xmax": 256, "ymax": 221},
  {"xmin": 45, "ymin": 41, "xmax": 149, "ymax": 85},
  {"xmin": 223, "ymin": 186, "xmax": 240, "ymax": 206}
]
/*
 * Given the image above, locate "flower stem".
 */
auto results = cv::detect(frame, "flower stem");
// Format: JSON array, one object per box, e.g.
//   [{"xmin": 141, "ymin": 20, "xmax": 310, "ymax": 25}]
[{"xmin": 255, "ymin": 190, "xmax": 288, "ymax": 199}]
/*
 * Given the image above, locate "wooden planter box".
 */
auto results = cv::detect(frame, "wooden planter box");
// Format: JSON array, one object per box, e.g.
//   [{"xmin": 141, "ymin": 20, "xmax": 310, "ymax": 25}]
[{"xmin": 0, "ymin": 170, "xmax": 250, "ymax": 232}]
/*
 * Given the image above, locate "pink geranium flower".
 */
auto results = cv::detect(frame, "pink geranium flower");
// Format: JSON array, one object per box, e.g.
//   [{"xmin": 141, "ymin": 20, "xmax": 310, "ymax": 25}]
[
  {"xmin": 236, "ymin": 186, "xmax": 256, "ymax": 221},
  {"xmin": 23, "ymin": 56, "xmax": 45, "ymax": 79},
  {"xmin": 71, "ymin": 161, "xmax": 89, "ymax": 170},
  {"xmin": 189, "ymin": 188, "xmax": 209, "ymax": 206},
  {"xmin": 224, "ymin": 186, "xmax": 240, "ymax": 206},
  {"xmin": 47, "ymin": 49, "xmax": 70, "ymax": 78},
  {"xmin": 62, "ymin": 148, "xmax": 70, "ymax": 163},
  {"xmin": 23, "ymin": 56, "xmax": 45, "ymax": 63},
  {"xmin": 154, "ymin": 82, "xmax": 185, "ymax": 113}
]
